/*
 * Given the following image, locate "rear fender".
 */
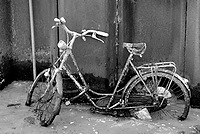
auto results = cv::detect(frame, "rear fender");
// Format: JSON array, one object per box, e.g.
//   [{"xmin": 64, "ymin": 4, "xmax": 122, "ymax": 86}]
[
  {"xmin": 123, "ymin": 69, "xmax": 191, "ymax": 98},
  {"xmin": 169, "ymin": 71, "xmax": 191, "ymax": 98}
]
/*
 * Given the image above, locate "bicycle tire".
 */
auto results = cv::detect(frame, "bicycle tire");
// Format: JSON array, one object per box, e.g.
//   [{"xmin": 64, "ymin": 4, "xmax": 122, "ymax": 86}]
[
  {"xmin": 35, "ymin": 90, "xmax": 62, "ymax": 127},
  {"xmin": 25, "ymin": 68, "xmax": 52, "ymax": 107},
  {"xmin": 124, "ymin": 69, "xmax": 190, "ymax": 120},
  {"xmin": 35, "ymin": 72, "xmax": 63, "ymax": 127}
]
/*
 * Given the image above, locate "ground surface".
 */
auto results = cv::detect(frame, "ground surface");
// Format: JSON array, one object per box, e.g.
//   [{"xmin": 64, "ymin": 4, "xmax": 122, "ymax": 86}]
[{"xmin": 0, "ymin": 81, "xmax": 200, "ymax": 134}]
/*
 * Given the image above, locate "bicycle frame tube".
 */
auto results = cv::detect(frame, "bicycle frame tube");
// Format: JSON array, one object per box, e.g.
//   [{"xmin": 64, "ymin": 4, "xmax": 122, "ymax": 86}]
[
  {"xmin": 60, "ymin": 51, "xmax": 85, "ymax": 91},
  {"xmin": 57, "ymin": 34, "xmax": 88, "ymax": 93},
  {"xmin": 137, "ymin": 62, "xmax": 177, "ymax": 96},
  {"xmin": 50, "ymin": 33, "xmax": 79, "ymax": 96},
  {"xmin": 41, "ymin": 67, "xmax": 60, "ymax": 98},
  {"xmin": 129, "ymin": 57, "xmax": 153, "ymax": 96},
  {"xmin": 106, "ymin": 53, "xmax": 132, "ymax": 108},
  {"xmin": 69, "ymin": 52, "xmax": 87, "ymax": 86},
  {"xmin": 106, "ymin": 52, "xmax": 154, "ymax": 109}
]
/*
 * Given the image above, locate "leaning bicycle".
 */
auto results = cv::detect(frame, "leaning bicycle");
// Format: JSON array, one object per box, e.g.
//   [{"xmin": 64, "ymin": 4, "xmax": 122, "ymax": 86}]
[{"xmin": 25, "ymin": 17, "xmax": 190, "ymax": 127}]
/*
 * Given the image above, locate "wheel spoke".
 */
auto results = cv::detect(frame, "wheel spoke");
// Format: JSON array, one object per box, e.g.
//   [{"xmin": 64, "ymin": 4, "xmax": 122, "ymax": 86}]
[
  {"xmin": 25, "ymin": 68, "xmax": 63, "ymax": 127},
  {"xmin": 125, "ymin": 70, "xmax": 190, "ymax": 121}
]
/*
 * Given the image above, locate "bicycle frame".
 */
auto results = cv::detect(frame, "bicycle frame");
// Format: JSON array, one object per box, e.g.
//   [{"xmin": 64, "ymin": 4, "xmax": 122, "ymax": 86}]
[
  {"xmin": 27, "ymin": 18, "xmax": 191, "ymax": 127},
  {"xmin": 49, "ymin": 17, "xmax": 186, "ymax": 111},
  {"xmin": 51, "ymin": 38, "xmax": 178, "ymax": 111}
]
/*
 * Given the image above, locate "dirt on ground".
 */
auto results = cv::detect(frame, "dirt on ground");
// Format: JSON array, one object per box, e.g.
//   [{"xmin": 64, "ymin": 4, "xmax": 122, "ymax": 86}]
[{"xmin": 0, "ymin": 81, "xmax": 200, "ymax": 134}]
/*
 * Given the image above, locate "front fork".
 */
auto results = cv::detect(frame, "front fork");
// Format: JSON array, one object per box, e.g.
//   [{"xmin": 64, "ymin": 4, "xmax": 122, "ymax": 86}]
[
  {"xmin": 55, "ymin": 71, "xmax": 63, "ymax": 96},
  {"xmin": 44, "ymin": 68, "xmax": 63, "ymax": 97},
  {"xmin": 54, "ymin": 49, "xmax": 71, "ymax": 97}
]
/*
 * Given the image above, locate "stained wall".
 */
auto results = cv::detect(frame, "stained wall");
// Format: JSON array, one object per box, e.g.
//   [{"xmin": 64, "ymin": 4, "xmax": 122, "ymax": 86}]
[
  {"xmin": 1, "ymin": 0, "xmax": 200, "ymax": 87},
  {"xmin": 0, "ymin": 0, "xmax": 12, "ymax": 88}
]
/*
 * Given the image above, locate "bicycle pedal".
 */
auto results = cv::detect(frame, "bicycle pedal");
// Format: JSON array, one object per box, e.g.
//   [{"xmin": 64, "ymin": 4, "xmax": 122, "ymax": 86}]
[{"xmin": 65, "ymin": 101, "xmax": 71, "ymax": 106}]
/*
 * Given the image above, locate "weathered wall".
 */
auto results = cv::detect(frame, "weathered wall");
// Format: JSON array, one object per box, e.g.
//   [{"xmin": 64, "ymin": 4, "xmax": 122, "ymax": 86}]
[
  {"xmin": 0, "ymin": 0, "xmax": 12, "ymax": 88},
  {"xmin": 10, "ymin": 0, "xmax": 111, "ymax": 87},
  {"xmin": 32, "ymin": 0, "xmax": 57, "ymax": 64},
  {"xmin": 10, "ymin": 0, "xmax": 110, "ymax": 82},
  {"xmin": 3, "ymin": 0, "xmax": 200, "ymax": 86},
  {"xmin": 123, "ymin": 0, "xmax": 184, "ymax": 64},
  {"xmin": 122, "ymin": 0, "xmax": 200, "ymax": 86},
  {"xmin": 122, "ymin": 0, "xmax": 189, "ymax": 81},
  {"xmin": 186, "ymin": 0, "xmax": 200, "ymax": 85},
  {"xmin": 11, "ymin": 0, "xmax": 56, "ymax": 80},
  {"xmin": 11, "ymin": 0, "xmax": 32, "ymax": 80},
  {"xmin": 58, "ymin": 0, "xmax": 109, "ymax": 78}
]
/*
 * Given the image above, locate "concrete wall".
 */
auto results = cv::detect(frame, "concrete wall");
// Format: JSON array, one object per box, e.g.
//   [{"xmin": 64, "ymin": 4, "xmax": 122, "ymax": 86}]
[
  {"xmin": 10, "ymin": 0, "xmax": 110, "ymax": 82},
  {"xmin": 1, "ymin": 0, "xmax": 200, "ymax": 86},
  {"xmin": 0, "ymin": 0, "xmax": 12, "ymax": 88},
  {"xmin": 186, "ymin": 0, "xmax": 200, "ymax": 85},
  {"xmin": 58, "ymin": 0, "xmax": 109, "ymax": 78},
  {"xmin": 122, "ymin": 0, "xmax": 189, "ymax": 80},
  {"xmin": 122, "ymin": 0, "xmax": 200, "ymax": 86},
  {"xmin": 11, "ymin": 0, "xmax": 56, "ymax": 80},
  {"xmin": 123, "ymin": 0, "xmax": 185, "ymax": 65},
  {"xmin": 11, "ymin": 0, "xmax": 32, "ymax": 80}
]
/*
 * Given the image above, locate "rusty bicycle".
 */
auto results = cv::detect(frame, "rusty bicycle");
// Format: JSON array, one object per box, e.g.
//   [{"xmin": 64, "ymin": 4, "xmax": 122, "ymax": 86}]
[{"xmin": 25, "ymin": 17, "xmax": 190, "ymax": 127}]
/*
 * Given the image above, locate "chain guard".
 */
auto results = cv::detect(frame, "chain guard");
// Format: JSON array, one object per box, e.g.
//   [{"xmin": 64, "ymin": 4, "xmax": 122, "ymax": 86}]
[
  {"xmin": 96, "ymin": 94, "xmax": 153, "ymax": 108},
  {"xmin": 90, "ymin": 107, "xmax": 133, "ymax": 117}
]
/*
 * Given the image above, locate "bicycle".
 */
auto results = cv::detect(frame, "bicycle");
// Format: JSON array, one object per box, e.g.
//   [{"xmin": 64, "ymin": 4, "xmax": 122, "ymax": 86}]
[{"xmin": 25, "ymin": 17, "xmax": 191, "ymax": 127}]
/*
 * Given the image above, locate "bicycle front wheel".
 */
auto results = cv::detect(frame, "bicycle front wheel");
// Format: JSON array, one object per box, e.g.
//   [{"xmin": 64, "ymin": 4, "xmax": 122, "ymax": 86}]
[
  {"xmin": 35, "ymin": 89, "xmax": 62, "ymax": 127},
  {"xmin": 124, "ymin": 69, "xmax": 190, "ymax": 121},
  {"xmin": 25, "ymin": 68, "xmax": 52, "ymax": 107},
  {"xmin": 35, "ymin": 72, "xmax": 63, "ymax": 127}
]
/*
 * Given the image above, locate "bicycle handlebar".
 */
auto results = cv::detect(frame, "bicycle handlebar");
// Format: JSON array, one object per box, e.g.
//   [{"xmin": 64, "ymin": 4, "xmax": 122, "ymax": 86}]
[{"xmin": 52, "ymin": 17, "xmax": 108, "ymax": 43}]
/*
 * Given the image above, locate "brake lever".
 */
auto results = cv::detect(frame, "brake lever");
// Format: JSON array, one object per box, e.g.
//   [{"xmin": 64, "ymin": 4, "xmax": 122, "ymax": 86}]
[
  {"xmin": 92, "ymin": 33, "xmax": 104, "ymax": 43},
  {"xmin": 51, "ymin": 24, "xmax": 57, "ymax": 29},
  {"xmin": 82, "ymin": 36, "xmax": 86, "ymax": 41},
  {"xmin": 52, "ymin": 17, "xmax": 66, "ymax": 29}
]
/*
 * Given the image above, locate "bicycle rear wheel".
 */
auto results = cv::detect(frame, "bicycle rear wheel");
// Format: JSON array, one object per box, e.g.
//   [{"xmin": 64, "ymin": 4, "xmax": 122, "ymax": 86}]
[
  {"xmin": 25, "ymin": 68, "xmax": 52, "ymax": 107},
  {"xmin": 125, "ymin": 69, "xmax": 190, "ymax": 120}
]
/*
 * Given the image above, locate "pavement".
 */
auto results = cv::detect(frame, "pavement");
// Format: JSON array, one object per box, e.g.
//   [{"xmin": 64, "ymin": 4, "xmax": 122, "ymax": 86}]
[{"xmin": 0, "ymin": 81, "xmax": 200, "ymax": 134}]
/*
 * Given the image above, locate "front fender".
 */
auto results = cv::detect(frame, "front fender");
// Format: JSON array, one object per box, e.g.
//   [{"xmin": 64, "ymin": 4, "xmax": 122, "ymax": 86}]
[{"xmin": 56, "ymin": 72, "xmax": 63, "ymax": 96}]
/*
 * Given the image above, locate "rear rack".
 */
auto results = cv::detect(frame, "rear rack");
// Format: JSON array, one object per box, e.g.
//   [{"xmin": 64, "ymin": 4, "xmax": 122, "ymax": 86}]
[{"xmin": 137, "ymin": 62, "xmax": 176, "ymax": 72}]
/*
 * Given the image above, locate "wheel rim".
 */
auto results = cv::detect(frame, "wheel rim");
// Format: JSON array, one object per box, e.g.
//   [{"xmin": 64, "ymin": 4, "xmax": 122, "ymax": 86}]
[
  {"xmin": 153, "ymin": 75, "xmax": 188, "ymax": 120},
  {"xmin": 125, "ymin": 71, "xmax": 190, "ymax": 120},
  {"xmin": 35, "ymin": 89, "xmax": 58, "ymax": 124},
  {"xmin": 30, "ymin": 69, "xmax": 51, "ymax": 106}
]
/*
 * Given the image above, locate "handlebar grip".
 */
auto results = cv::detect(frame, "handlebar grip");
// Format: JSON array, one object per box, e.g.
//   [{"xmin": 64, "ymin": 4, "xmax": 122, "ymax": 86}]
[
  {"xmin": 53, "ymin": 17, "xmax": 66, "ymax": 25},
  {"xmin": 54, "ymin": 18, "xmax": 60, "ymax": 23},
  {"xmin": 82, "ymin": 36, "xmax": 86, "ymax": 41},
  {"xmin": 60, "ymin": 17, "xmax": 66, "ymax": 23},
  {"xmin": 81, "ymin": 29, "xmax": 108, "ymax": 43},
  {"xmin": 82, "ymin": 30, "xmax": 108, "ymax": 37},
  {"xmin": 95, "ymin": 31, "xmax": 109, "ymax": 37}
]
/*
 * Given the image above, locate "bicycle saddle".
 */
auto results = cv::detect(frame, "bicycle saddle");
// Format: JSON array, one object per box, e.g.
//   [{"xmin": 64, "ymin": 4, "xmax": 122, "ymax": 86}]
[{"xmin": 123, "ymin": 42, "xmax": 146, "ymax": 57}]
